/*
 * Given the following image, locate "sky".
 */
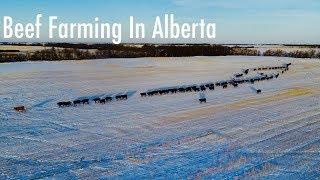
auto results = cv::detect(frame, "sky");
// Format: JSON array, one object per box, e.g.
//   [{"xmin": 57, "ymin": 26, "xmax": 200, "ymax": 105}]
[{"xmin": 0, "ymin": 0, "xmax": 319, "ymax": 44}]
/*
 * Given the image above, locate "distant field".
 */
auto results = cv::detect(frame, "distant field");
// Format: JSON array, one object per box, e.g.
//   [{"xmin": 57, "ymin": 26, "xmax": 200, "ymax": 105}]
[
  {"xmin": 0, "ymin": 45, "xmax": 51, "ymax": 52},
  {"xmin": 250, "ymin": 45, "xmax": 320, "ymax": 53},
  {"xmin": 0, "ymin": 56, "xmax": 319, "ymax": 179}
]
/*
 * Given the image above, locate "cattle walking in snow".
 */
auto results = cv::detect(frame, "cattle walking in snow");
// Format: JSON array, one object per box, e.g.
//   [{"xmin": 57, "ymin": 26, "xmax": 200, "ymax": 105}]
[
  {"xmin": 81, "ymin": 99, "xmax": 89, "ymax": 104},
  {"xmin": 57, "ymin": 101, "xmax": 72, "ymax": 107},
  {"xmin": 14, "ymin": 106, "xmax": 25, "ymax": 112},
  {"xmin": 98, "ymin": 99, "xmax": 106, "ymax": 104},
  {"xmin": 199, "ymin": 93, "xmax": 207, "ymax": 103},
  {"xmin": 93, "ymin": 98, "xmax": 101, "ymax": 103},
  {"xmin": 256, "ymin": 89, "xmax": 262, "ymax": 94},
  {"xmin": 208, "ymin": 85, "xmax": 215, "ymax": 90},
  {"xmin": 232, "ymin": 83, "xmax": 238, "ymax": 87},
  {"xmin": 200, "ymin": 85, "xmax": 206, "ymax": 91},
  {"xmin": 73, "ymin": 100, "xmax": 81, "ymax": 106},
  {"xmin": 116, "ymin": 94, "xmax": 128, "ymax": 100},
  {"xmin": 222, "ymin": 84, "xmax": 228, "ymax": 89}
]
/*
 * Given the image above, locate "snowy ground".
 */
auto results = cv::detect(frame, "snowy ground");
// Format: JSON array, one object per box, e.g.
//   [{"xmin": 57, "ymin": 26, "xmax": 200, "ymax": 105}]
[{"xmin": 0, "ymin": 56, "xmax": 319, "ymax": 179}]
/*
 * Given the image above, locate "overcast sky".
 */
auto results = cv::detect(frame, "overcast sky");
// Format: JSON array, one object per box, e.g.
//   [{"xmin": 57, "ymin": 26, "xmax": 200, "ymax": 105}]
[{"xmin": 0, "ymin": 0, "xmax": 319, "ymax": 44}]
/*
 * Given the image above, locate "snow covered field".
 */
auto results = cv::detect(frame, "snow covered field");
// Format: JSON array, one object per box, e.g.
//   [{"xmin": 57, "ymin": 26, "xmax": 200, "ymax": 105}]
[{"xmin": 0, "ymin": 56, "xmax": 319, "ymax": 179}]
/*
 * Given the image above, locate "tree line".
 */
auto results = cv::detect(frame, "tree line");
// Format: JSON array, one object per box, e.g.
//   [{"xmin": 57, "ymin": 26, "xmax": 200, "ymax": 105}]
[
  {"xmin": 263, "ymin": 49, "xmax": 320, "ymax": 59},
  {"xmin": 0, "ymin": 44, "xmax": 319, "ymax": 63}
]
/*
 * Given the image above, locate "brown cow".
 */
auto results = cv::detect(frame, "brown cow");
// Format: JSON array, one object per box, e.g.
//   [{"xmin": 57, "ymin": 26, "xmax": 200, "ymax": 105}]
[{"xmin": 14, "ymin": 106, "xmax": 25, "ymax": 112}]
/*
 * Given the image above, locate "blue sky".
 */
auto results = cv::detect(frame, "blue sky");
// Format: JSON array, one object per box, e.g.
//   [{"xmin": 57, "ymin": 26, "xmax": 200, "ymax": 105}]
[{"xmin": 0, "ymin": 0, "xmax": 319, "ymax": 44}]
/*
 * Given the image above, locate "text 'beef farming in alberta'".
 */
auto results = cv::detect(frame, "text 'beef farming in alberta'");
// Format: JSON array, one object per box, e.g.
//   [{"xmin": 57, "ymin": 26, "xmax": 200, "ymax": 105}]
[{"xmin": 2, "ymin": 14, "xmax": 216, "ymax": 44}]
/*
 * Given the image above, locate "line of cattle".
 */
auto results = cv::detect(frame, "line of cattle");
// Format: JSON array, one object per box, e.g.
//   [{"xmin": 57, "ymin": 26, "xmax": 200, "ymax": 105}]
[
  {"xmin": 56, "ymin": 63, "xmax": 291, "ymax": 107},
  {"xmin": 57, "ymin": 94, "xmax": 128, "ymax": 107},
  {"xmin": 140, "ymin": 63, "xmax": 291, "ymax": 100}
]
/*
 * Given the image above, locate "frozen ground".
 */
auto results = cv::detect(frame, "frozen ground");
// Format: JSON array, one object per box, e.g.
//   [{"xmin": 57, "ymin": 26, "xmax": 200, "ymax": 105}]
[{"xmin": 0, "ymin": 56, "xmax": 319, "ymax": 179}]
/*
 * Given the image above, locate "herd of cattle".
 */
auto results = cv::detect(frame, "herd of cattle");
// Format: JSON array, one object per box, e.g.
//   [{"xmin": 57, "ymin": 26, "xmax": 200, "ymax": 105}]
[
  {"xmin": 138, "ymin": 63, "xmax": 291, "ymax": 102},
  {"xmin": 54, "ymin": 63, "xmax": 292, "ymax": 108},
  {"xmin": 57, "ymin": 94, "xmax": 128, "ymax": 107}
]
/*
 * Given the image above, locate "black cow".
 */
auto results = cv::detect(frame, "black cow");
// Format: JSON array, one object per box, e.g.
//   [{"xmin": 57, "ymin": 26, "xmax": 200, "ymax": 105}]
[
  {"xmin": 14, "ymin": 106, "xmax": 25, "ymax": 112},
  {"xmin": 217, "ymin": 81, "xmax": 227, "ymax": 87},
  {"xmin": 98, "ymin": 99, "xmax": 106, "ymax": 104},
  {"xmin": 140, "ymin": 92, "xmax": 147, "ymax": 97},
  {"xmin": 256, "ymin": 89, "xmax": 262, "ymax": 94},
  {"xmin": 170, "ymin": 89, "xmax": 178, "ymax": 93},
  {"xmin": 73, "ymin": 100, "xmax": 81, "ymax": 106},
  {"xmin": 235, "ymin": 73, "xmax": 243, "ymax": 78},
  {"xmin": 93, "ymin": 98, "xmax": 101, "ymax": 103},
  {"xmin": 116, "ymin": 94, "xmax": 128, "ymax": 100},
  {"xmin": 81, "ymin": 99, "xmax": 89, "ymax": 104},
  {"xmin": 191, "ymin": 86, "xmax": 198, "ymax": 91},
  {"xmin": 159, "ymin": 90, "xmax": 165, "ymax": 95},
  {"xmin": 208, "ymin": 86, "xmax": 215, "ymax": 90},
  {"xmin": 222, "ymin": 84, "xmax": 227, "ymax": 89},
  {"xmin": 115, "ymin": 95, "xmax": 122, "ymax": 100},
  {"xmin": 151, "ymin": 91, "xmax": 159, "ymax": 95},
  {"xmin": 199, "ymin": 98, "xmax": 207, "ymax": 103},
  {"xmin": 57, "ymin": 101, "xmax": 72, "ymax": 107},
  {"xmin": 244, "ymin": 69, "xmax": 249, "ymax": 74},
  {"xmin": 178, "ymin": 88, "xmax": 186, "ymax": 92},
  {"xmin": 200, "ymin": 85, "xmax": 206, "ymax": 91},
  {"xmin": 64, "ymin": 101, "xmax": 72, "ymax": 106},
  {"xmin": 205, "ymin": 83, "xmax": 214, "ymax": 88},
  {"xmin": 186, "ymin": 87, "xmax": 192, "ymax": 92},
  {"xmin": 160, "ymin": 89, "xmax": 169, "ymax": 95}
]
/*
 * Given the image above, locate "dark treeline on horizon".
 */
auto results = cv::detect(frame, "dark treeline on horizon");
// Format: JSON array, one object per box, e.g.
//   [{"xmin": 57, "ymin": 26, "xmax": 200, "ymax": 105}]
[
  {"xmin": 0, "ymin": 44, "xmax": 252, "ymax": 62},
  {"xmin": 263, "ymin": 49, "xmax": 320, "ymax": 59},
  {"xmin": 0, "ymin": 43, "xmax": 319, "ymax": 63}
]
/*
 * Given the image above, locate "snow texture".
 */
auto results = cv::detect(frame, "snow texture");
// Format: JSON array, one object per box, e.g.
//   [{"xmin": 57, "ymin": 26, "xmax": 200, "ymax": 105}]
[{"xmin": 0, "ymin": 56, "xmax": 319, "ymax": 179}]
